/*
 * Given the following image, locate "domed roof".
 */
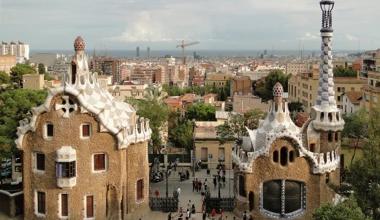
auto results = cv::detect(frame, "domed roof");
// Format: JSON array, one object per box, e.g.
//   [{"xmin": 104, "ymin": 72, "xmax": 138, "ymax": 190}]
[
  {"xmin": 74, "ymin": 36, "xmax": 85, "ymax": 51},
  {"xmin": 273, "ymin": 82, "xmax": 284, "ymax": 97}
]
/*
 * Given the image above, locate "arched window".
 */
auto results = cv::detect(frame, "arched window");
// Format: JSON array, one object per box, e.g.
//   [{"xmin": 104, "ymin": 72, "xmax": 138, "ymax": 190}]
[
  {"xmin": 273, "ymin": 150, "xmax": 279, "ymax": 163},
  {"xmin": 328, "ymin": 132, "xmax": 333, "ymax": 142},
  {"xmin": 335, "ymin": 132, "xmax": 339, "ymax": 141},
  {"xmin": 280, "ymin": 147, "xmax": 288, "ymax": 166},
  {"xmin": 263, "ymin": 180, "xmax": 305, "ymax": 217},
  {"xmin": 320, "ymin": 112, "xmax": 324, "ymax": 121},
  {"xmin": 249, "ymin": 192, "xmax": 254, "ymax": 211},
  {"xmin": 328, "ymin": 113, "xmax": 333, "ymax": 122},
  {"xmin": 239, "ymin": 175, "xmax": 246, "ymax": 197},
  {"xmin": 289, "ymin": 151, "xmax": 295, "ymax": 162}
]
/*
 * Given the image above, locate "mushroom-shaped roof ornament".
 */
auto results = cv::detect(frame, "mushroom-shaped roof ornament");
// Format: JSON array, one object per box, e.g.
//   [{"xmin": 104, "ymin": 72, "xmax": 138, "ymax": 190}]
[{"xmin": 74, "ymin": 36, "xmax": 85, "ymax": 51}]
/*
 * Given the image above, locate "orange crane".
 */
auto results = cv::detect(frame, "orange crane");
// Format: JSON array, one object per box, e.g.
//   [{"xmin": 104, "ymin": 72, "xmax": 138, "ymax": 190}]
[{"xmin": 176, "ymin": 40, "xmax": 200, "ymax": 65}]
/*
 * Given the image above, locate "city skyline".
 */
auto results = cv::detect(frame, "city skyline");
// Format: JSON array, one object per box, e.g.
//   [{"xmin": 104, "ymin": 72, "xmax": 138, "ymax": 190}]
[{"xmin": 0, "ymin": 0, "xmax": 378, "ymax": 51}]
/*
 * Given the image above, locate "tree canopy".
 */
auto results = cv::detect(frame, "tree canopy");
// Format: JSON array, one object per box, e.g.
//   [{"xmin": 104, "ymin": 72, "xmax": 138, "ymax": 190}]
[
  {"xmin": 346, "ymin": 106, "xmax": 380, "ymax": 219},
  {"xmin": 0, "ymin": 71, "xmax": 10, "ymax": 84},
  {"xmin": 334, "ymin": 66, "xmax": 357, "ymax": 77},
  {"xmin": 254, "ymin": 70, "xmax": 290, "ymax": 101},
  {"xmin": 313, "ymin": 197, "xmax": 369, "ymax": 220},
  {"xmin": 38, "ymin": 63, "xmax": 46, "ymax": 74},
  {"xmin": 10, "ymin": 64, "xmax": 37, "ymax": 88},
  {"xmin": 163, "ymin": 82, "xmax": 230, "ymax": 101},
  {"xmin": 0, "ymin": 89, "xmax": 47, "ymax": 157},
  {"xmin": 168, "ymin": 112, "xmax": 194, "ymax": 151},
  {"xmin": 217, "ymin": 109, "xmax": 266, "ymax": 144},
  {"xmin": 185, "ymin": 103, "xmax": 216, "ymax": 121},
  {"xmin": 126, "ymin": 86, "xmax": 169, "ymax": 153}
]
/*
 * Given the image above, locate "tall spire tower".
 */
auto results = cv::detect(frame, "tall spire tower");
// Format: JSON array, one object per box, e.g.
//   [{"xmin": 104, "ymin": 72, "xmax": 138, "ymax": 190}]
[{"xmin": 311, "ymin": 0, "xmax": 344, "ymax": 132}]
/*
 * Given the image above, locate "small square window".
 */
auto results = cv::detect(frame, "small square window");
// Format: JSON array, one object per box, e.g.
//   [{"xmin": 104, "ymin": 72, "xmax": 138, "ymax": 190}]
[
  {"xmin": 81, "ymin": 124, "xmax": 91, "ymax": 138},
  {"xmin": 93, "ymin": 154, "xmax": 106, "ymax": 171},
  {"xmin": 46, "ymin": 123, "xmax": 54, "ymax": 138},
  {"xmin": 36, "ymin": 153, "xmax": 45, "ymax": 171}
]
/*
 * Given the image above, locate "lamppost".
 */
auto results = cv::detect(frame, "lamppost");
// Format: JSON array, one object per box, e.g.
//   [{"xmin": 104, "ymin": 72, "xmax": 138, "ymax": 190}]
[{"xmin": 192, "ymin": 119, "xmax": 196, "ymax": 177}]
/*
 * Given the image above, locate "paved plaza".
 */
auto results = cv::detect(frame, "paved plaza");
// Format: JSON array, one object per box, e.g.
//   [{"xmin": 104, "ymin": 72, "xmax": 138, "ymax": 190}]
[{"xmin": 128, "ymin": 167, "xmax": 243, "ymax": 220}]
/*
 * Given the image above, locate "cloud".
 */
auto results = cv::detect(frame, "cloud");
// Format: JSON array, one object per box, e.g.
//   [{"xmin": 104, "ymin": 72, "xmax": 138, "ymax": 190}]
[
  {"xmin": 345, "ymin": 34, "xmax": 358, "ymax": 41},
  {"xmin": 298, "ymin": 32, "xmax": 319, "ymax": 41}
]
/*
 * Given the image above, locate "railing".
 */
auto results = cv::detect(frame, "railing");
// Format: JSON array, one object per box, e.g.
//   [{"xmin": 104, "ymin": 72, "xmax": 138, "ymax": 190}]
[
  {"xmin": 149, "ymin": 197, "xmax": 179, "ymax": 212},
  {"xmin": 205, "ymin": 196, "xmax": 235, "ymax": 213}
]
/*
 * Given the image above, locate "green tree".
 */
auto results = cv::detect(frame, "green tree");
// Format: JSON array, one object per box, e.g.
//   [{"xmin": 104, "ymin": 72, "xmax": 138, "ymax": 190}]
[
  {"xmin": 342, "ymin": 109, "xmax": 368, "ymax": 166},
  {"xmin": 254, "ymin": 70, "xmax": 290, "ymax": 101},
  {"xmin": 288, "ymin": 101, "xmax": 304, "ymax": 113},
  {"xmin": 313, "ymin": 197, "xmax": 369, "ymax": 220},
  {"xmin": 185, "ymin": 103, "xmax": 216, "ymax": 121},
  {"xmin": 169, "ymin": 116, "xmax": 194, "ymax": 151},
  {"xmin": 334, "ymin": 66, "xmax": 357, "ymax": 77},
  {"xmin": 38, "ymin": 63, "xmax": 46, "ymax": 74},
  {"xmin": 0, "ymin": 71, "xmax": 10, "ymax": 84},
  {"xmin": 347, "ymin": 106, "xmax": 380, "ymax": 219},
  {"xmin": 217, "ymin": 109, "xmax": 265, "ymax": 144},
  {"xmin": 0, "ymin": 89, "xmax": 47, "ymax": 157},
  {"xmin": 126, "ymin": 86, "xmax": 169, "ymax": 153},
  {"xmin": 10, "ymin": 64, "xmax": 37, "ymax": 88}
]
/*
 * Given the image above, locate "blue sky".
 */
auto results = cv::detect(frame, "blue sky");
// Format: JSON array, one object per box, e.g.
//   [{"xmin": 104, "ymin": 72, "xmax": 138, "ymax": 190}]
[{"xmin": 0, "ymin": 0, "xmax": 378, "ymax": 50}]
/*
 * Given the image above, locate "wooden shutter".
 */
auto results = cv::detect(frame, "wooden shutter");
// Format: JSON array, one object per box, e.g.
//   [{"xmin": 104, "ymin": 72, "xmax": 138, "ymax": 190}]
[
  {"xmin": 94, "ymin": 154, "xmax": 105, "ymax": 170},
  {"xmin": 37, "ymin": 192, "xmax": 45, "ymax": 214},
  {"xmin": 61, "ymin": 194, "xmax": 68, "ymax": 216},
  {"xmin": 82, "ymin": 124, "xmax": 90, "ymax": 137},
  {"xmin": 86, "ymin": 195, "xmax": 94, "ymax": 217},
  {"xmin": 137, "ymin": 179, "xmax": 143, "ymax": 200}
]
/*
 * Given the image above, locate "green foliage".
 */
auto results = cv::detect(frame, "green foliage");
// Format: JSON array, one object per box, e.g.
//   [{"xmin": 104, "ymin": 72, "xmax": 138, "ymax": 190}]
[
  {"xmin": 254, "ymin": 70, "xmax": 290, "ymax": 101},
  {"xmin": 313, "ymin": 197, "xmax": 369, "ymax": 220},
  {"xmin": 0, "ymin": 71, "xmax": 10, "ymax": 84},
  {"xmin": 169, "ymin": 114, "xmax": 194, "ymax": 151},
  {"xmin": 185, "ymin": 103, "xmax": 216, "ymax": 121},
  {"xmin": 0, "ymin": 89, "xmax": 47, "ymax": 157},
  {"xmin": 162, "ymin": 83, "xmax": 230, "ymax": 101},
  {"xmin": 126, "ymin": 86, "xmax": 169, "ymax": 153},
  {"xmin": 217, "ymin": 109, "xmax": 266, "ymax": 144},
  {"xmin": 38, "ymin": 63, "xmax": 46, "ymax": 74},
  {"xmin": 346, "ymin": 106, "xmax": 380, "ymax": 219},
  {"xmin": 44, "ymin": 73, "xmax": 55, "ymax": 81},
  {"xmin": 10, "ymin": 64, "xmax": 37, "ymax": 88},
  {"xmin": 334, "ymin": 66, "xmax": 357, "ymax": 77},
  {"xmin": 288, "ymin": 101, "xmax": 304, "ymax": 112}
]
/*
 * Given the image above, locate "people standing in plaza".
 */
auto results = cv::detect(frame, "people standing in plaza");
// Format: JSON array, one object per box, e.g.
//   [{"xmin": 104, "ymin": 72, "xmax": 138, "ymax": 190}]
[
  {"xmin": 248, "ymin": 214, "xmax": 253, "ymax": 220},
  {"xmin": 168, "ymin": 212, "xmax": 172, "ymax": 220},
  {"xmin": 192, "ymin": 179, "xmax": 196, "ymax": 192},
  {"xmin": 191, "ymin": 204, "xmax": 196, "ymax": 214},
  {"xmin": 202, "ymin": 210, "xmax": 207, "ymax": 220},
  {"xmin": 213, "ymin": 176, "xmax": 217, "ymax": 189}
]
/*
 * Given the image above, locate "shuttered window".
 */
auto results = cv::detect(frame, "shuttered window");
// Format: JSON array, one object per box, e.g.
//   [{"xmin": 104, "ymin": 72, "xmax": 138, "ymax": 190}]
[
  {"xmin": 137, "ymin": 179, "xmax": 144, "ymax": 200},
  {"xmin": 61, "ymin": 194, "xmax": 68, "ymax": 217},
  {"xmin": 86, "ymin": 195, "xmax": 94, "ymax": 218},
  {"xmin": 56, "ymin": 161, "xmax": 76, "ymax": 178},
  {"xmin": 37, "ymin": 191, "xmax": 45, "ymax": 214},
  {"xmin": 82, "ymin": 124, "xmax": 90, "ymax": 137},
  {"xmin": 93, "ymin": 154, "xmax": 106, "ymax": 171}
]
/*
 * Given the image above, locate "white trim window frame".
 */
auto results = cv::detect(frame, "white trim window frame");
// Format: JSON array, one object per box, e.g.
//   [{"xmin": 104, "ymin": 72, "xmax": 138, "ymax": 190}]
[
  {"xmin": 83, "ymin": 194, "xmax": 95, "ymax": 220},
  {"xmin": 92, "ymin": 153, "xmax": 107, "ymax": 173},
  {"xmin": 43, "ymin": 122, "xmax": 54, "ymax": 140},
  {"xmin": 58, "ymin": 193, "xmax": 69, "ymax": 219},
  {"xmin": 80, "ymin": 123, "xmax": 91, "ymax": 139},
  {"xmin": 34, "ymin": 190, "xmax": 46, "ymax": 218},
  {"xmin": 32, "ymin": 152, "xmax": 45, "ymax": 175}
]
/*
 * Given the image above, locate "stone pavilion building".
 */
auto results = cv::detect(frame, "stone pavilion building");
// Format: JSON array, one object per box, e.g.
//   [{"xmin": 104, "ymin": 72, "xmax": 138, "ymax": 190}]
[
  {"xmin": 232, "ymin": 1, "xmax": 344, "ymax": 219},
  {"xmin": 16, "ymin": 37, "xmax": 151, "ymax": 219}
]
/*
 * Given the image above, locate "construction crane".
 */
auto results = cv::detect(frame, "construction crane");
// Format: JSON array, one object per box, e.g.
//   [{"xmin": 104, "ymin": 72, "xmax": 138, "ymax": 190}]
[{"xmin": 176, "ymin": 40, "xmax": 200, "ymax": 65}]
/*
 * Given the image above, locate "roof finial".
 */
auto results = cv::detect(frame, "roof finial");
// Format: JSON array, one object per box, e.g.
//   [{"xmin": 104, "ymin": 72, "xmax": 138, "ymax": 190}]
[{"xmin": 74, "ymin": 36, "xmax": 85, "ymax": 51}]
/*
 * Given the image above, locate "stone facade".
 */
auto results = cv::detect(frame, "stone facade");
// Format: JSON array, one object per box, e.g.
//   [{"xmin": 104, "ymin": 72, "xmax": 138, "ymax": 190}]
[{"xmin": 16, "ymin": 37, "xmax": 151, "ymax": 220}]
